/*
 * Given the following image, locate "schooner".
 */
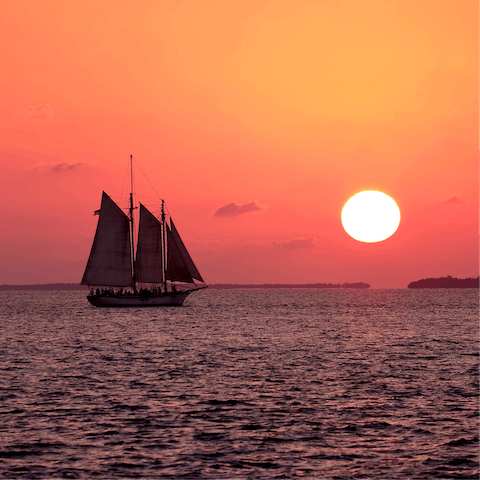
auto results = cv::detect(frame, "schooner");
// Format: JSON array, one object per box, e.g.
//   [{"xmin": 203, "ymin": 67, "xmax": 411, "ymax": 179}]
[{"xmin": 81, "ymin": 156, "xmax": 206, "ymax": 306}]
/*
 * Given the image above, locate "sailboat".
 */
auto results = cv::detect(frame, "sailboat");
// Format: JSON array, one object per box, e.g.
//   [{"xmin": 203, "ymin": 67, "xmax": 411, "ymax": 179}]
[{"xmin": 81, "ymin": 156, "xmax": 207, "ymax": 307}]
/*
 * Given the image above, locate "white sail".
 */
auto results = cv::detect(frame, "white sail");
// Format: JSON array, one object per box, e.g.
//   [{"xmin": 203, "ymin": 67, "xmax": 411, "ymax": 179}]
[
  {"xmin": 135, "ymin": 204, "xmax": 164, "ymax": 284},
  {"xmin": 166, "ymin": 224, "xmax": 195, "ymax": 283},
  {"xmin": 81, "ymin": 192, "xmax": 133, "ymax": 287},
  {"xmin": 170, "ymin": 220, "xmax": 204, "ymax": 283}
]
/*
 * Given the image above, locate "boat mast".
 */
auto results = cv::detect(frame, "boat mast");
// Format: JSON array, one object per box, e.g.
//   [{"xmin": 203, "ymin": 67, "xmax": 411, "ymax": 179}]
[
  {"xmin": 162, "ymin": 199, "xmax": 168, "ymax": 293},
  {"xmin": 129, "ymin": 154, "xmax": 137, "ymax": 291}
]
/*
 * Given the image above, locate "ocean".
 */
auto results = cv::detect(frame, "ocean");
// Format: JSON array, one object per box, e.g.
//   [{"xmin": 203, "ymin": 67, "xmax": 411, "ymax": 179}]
[{"xmin": 0, "ymin": 289, "xmax": 477, "ymax": 478}]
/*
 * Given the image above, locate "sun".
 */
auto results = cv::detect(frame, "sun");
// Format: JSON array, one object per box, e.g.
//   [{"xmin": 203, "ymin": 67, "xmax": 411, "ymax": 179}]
[{"xmin": 341, "ymin": 191, "xmax": 400, "ymax": 243}]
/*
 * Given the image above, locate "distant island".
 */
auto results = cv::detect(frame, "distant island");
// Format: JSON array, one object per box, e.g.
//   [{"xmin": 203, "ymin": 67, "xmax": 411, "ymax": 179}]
[
  {"xmin": 0, "ymin": 283, "xmax": 89, "ymax": 291},
  {"xmin": 0, "ymin": 282, "xmax": 370, "ymax": 290},
  {"xmin": 408, "ymin": 276, "xmax": 479, "ymax": 289},
  {"xmin": 209, "ymin": 282, "xmax": 371, "ymax": 289}
]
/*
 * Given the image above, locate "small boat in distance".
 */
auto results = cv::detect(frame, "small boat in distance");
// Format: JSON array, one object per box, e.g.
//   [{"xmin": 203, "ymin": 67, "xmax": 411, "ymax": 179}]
[{"xmin": 81, "ymin": 156, "xmax": 207, "ymax": 307}]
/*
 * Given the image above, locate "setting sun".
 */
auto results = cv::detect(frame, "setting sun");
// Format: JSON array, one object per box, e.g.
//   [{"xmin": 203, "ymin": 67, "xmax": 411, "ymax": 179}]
[
  {"xmin": 0, "ymin": 0, "xmax": 477, "ymax": 289},
  {"xmin": 342, "ymin": 191, "xmax": 401, "ymax": 243}
]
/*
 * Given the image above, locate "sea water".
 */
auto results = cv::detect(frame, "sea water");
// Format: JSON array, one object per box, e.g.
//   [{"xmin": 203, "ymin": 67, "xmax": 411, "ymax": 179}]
[{"xmin": 0, "ymin": 289, "xmax": 477, "ymax": 478}]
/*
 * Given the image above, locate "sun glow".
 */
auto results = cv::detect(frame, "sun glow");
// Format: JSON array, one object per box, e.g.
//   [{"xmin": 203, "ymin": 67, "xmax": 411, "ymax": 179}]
[{"xmin": 341, "ymin": 191, "xmax": 400, "ymax": 243}]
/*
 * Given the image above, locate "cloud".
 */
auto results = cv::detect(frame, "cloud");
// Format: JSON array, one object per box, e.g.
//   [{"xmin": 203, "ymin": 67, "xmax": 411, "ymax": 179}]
[
  {"xmin": 445, "ymin": 195, "xmax": 463, "ymax": 204},
  {"xmin": 214, "ymin": 200, "xmax": 263, "ymax": 217},
  {"xmin": 190, "ymin": 237, "xmax": 317, "ymax": 251},
  {"xmin": 273, "ymin": 237, "xmax": 316, "ymax": 249},
  {"xmin": 24, "ymin": 104, "xmax": 54, "ymax": 123},
  {"xmin": 30, "ymin": 161, "xmax": 87, "ymax": 173}
]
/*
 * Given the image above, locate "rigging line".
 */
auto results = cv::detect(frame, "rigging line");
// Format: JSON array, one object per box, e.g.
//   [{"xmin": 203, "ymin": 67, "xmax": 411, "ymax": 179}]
[
  {"xmin": 132, "ymin": 160, "xmax": 136, "ymax": 201},
  {"xmin": 132, "ymin": 156, "xmax": 163, "ymax": 201},
  {"xmin": 163, "ymin": 203, "xmax": 172, "ymax": 223},
  {"xmin": 119, "ymin": 160, "xmax": 129, "ymax": 198},
  {"xmin": 135, "ymin": 194, "xmax": 164, "ymax": 200}
]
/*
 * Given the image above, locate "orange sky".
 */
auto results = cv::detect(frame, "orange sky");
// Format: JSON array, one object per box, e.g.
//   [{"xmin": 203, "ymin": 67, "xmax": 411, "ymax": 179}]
[{"xmin": 1, "ymin": 0, "xmax": 478, "ymax": 288}]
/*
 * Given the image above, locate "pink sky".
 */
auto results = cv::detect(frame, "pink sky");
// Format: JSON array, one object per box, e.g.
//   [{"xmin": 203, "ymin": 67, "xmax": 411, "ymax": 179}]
[{"xmin": 0, "ymin": 0, "xmax": 478, "ymax": 288}]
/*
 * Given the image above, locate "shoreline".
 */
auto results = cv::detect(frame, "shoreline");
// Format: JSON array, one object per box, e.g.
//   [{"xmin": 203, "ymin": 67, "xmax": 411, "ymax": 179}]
[
  {"xmin": 0, "ymin": 283, "xmax": 371, "ymax": 291},
  {"xmin": 1, "ymin": 278, "xmax": 478, "ymax": 290}
]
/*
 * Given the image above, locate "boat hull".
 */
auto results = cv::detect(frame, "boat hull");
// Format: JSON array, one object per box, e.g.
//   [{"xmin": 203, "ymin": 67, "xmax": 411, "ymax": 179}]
[{"xmin": 87, "ymin": 291, "xmax": 193, "ymax": 307}]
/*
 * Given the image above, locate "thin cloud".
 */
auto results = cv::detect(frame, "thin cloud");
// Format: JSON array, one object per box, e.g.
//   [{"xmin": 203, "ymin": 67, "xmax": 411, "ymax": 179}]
[
  {"xmin": 24, "ymin": 104, "xmax": 54, "ymax": 123},
  {"xmin": 445, "ymin": 195, "xmax": 463, "ymax": 204},
  {"xmin": 189, "ymin": 237, "xmax": 318, "ymax": 250},
  {"xmin": 31, "ymin": 161, "xmax": 87, "ymax": 172},
  {"xmin": 273, "ymin": 237, "xmax": 316, "ymax": 249},
  {"xmin": 214, "ymin": 200, "xmax": 263, "ymax": 218}
]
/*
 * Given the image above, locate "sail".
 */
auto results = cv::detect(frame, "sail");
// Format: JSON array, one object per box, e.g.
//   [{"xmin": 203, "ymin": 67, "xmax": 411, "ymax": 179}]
[
  {"xmin": 81, "ymin": 192, "xmax": 133, "ymax": 287},
  {"xmin": 135, "ymin": 204, "xmax": 164, "ymax": 284},
  {"xmin": 166, "ymin": 224, "xmax": 195, "ymax": 283},
  {"xmin": 170, "ymin": 220, "xmax": 204, "ymax": 282}
]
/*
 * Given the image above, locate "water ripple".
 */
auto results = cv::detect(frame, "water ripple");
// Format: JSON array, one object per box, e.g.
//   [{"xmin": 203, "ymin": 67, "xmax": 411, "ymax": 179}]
[{"xmin": 0, "ymin": 289, "xmax": 477, "ymax": 478}]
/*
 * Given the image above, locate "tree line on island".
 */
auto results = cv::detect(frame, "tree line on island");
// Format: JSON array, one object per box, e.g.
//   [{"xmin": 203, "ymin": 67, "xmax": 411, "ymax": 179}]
[
  {"xmin": 208, "ymin": 282, "xmax": 371, "ymax": 289},
  {"xmin": 0, "ymin": 282, "xmax": 370, "ymax": 290},
  {"xmin": 0, "ymin": 276, "xmax": 478, "ymax": 290},
  {"xmin": 0, "ymin": 283, "xmax": 90, "ymax": 291},
  {"xmin": 407, "ymin": 276, "xmax": 479, "ymax": 289}
]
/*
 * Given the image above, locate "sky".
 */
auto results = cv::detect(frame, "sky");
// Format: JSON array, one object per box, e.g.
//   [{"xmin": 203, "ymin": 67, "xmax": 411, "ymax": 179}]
[{"xmin": 0, "ymin": 0, "xmax": 478, "ymax": 288}]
